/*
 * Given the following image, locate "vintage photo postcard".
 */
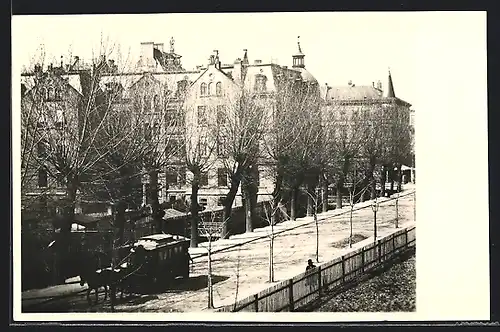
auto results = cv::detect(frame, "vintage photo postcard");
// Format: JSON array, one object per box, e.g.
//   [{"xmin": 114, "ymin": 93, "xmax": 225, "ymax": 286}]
[{"xmin": 11, "ymin": 11, "xmax": 489, "ymax": 323}]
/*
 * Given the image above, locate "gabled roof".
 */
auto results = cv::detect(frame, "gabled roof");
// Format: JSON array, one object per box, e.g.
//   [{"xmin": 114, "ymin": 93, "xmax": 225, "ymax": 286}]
[
  {"xmin": 99, "ymin": 71, "xmax": 201, "ymax": 97},
  {"xmin": 21, "ymin": 71, "xmax": 85, "ymax": 97}
]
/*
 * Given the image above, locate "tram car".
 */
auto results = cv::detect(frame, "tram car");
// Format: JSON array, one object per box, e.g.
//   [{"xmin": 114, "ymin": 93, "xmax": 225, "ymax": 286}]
[{"xmin": 120, "ymin": 233, "xmax": 191, "ymax": 291}]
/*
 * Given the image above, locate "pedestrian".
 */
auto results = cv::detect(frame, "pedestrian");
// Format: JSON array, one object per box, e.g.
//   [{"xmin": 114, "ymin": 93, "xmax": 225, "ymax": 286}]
[{"xmin": 306, "ymin": 259, "xmax": 316, "ymax": 272}]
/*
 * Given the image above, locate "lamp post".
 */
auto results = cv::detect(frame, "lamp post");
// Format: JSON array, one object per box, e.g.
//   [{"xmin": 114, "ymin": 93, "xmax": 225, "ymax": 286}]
[
  {"xmin": 395, "ymin": 191, "xmax": 399, "ymax": 228},
  {"xmin": 372, "ymin": 199, "xmax": 379, "ymax": 242},
  {"xmin": 302, "ymin": 188, "xmax": 319, "ymax": 263}
]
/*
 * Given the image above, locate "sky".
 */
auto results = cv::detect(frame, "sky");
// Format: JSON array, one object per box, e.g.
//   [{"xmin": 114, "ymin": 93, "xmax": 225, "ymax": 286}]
[{"xmin": 10, "ymin": 12, "xmax": 485, "ymax": 112}]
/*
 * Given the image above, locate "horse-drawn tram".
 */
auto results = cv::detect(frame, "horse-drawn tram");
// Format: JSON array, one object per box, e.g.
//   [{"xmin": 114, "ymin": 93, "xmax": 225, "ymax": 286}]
[{"xmin": 119, "ymin": 233, "xmax": 191, "ymax": 292}]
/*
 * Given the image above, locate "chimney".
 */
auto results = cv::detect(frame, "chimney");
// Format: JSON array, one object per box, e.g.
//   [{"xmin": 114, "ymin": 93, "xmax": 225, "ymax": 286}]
[
  {"xmin": 283, "ymin": 65, "xmax": 287, "ymax": 69},
  {"xmin": 254, "ymin": 60, "xmax": 262, "ymax": 64},
  {"xmin": 372, "ymin": 82, "xmax": 375, "ymax": 88},
  {"xmin": 233, "ymin": 58, "xmax": 243, "ymax": 83},
  {"xmin": 213, "ymin": 50, "xmax": 221, "ymax": 69},
  {"xmin": 348, "ymin": 80, "xmax": 352, "ymax": 86},
  {"xmin": 140, "ymin": 42, "xmax": 155, "ymax": 69},
  {"xmin": 377, "ymin": 80, "xmax": 382, "ymax": 90}
]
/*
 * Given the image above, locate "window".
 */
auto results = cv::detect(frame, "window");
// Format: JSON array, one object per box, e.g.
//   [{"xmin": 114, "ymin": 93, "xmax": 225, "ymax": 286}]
[
  {"xmin": 254, "ymin": 75, "xmax": 267, "ymax": 92},
  {"xmin": 216, "ymin": 82, "xmax": 222, "ymax": 96},
  {"xmin": 165, "ymin": 169, "xmax": 177, "ymax": 184},
  {"xmin": 217, "ymin": 168, "xmax": 228, "ymax": 187},
  {"xmin": 37, "ymin": 141, "xmax": 47, "ymax": 158},
  {"xmin": 200, "ymin": 83, "xmax": 207, "ymax": 96},
  {"xmin": 255, "ymin": 169, "xmax": 261, "ymax": 187},
  {"xmin": 167, "ymin": 138, "xmax": 183, "ymax": 157},
  {"xmin": 178, "ymin": 167, "xmax": 187, "ymax": 185},
  {"xmin": 55, "ymin": 109, "xmax": 65, "ymax": 129},
  {"xmin": 217, "ymin": 135, "xmax": 228, "ymax": 157},
  {"xmin": 199, "ymin": 198, "xmax": 208, "ymax": 209},
  {"xmin": 48, "ymin": 87, "xmax": 56, "ymax": 101},
  {"xmin": 144, "ymin": 123, "xmax": 152, "ymax": 141},
  {"xmin": 143, "ymin": 95, "xmax": 150, "ymax": 109},
  {"xmin": 200, "ymin": 172, "xmax": 209, "ymax": 187},
  {"xmin": 169, "ymin": 195, "xmax": 176, "ymax": 204},
  {"xmin": 216, "ymin": 105, "xmax": 226, "ymax": 127},
  {"xmin": 208, "ymin": 82, "xmax": 213, "ymax": 95},
  {"xmin": 153, "ymin": 95, "xmax": 160, "ymax": 109},
  {"xmin": 38, "ymin": 169, "xmax": 48, "ymax": 188},
  {"xmin": 197, "ymin": 106, "xmax": 207, "ymax": 126},
  {"xmin": 56, "ymin": 172, "xmax": 65, "ymax": 187},
  {"xmin": 217, "ymin": 196, "xmax": 226, "ymax": 206},
  {"xmin": 54, "ymin": 88, "xmax": 62, "ymax": 100}
]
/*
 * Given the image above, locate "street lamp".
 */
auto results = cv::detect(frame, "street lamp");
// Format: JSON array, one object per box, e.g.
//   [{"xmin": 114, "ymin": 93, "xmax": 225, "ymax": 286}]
[
  {"xmin": 301, "ymin": 188, "xmax": 319, "ymax": 263},
  {"xmin": 372, "ymin": 199, "xmax": 379, "ymax": 242}
]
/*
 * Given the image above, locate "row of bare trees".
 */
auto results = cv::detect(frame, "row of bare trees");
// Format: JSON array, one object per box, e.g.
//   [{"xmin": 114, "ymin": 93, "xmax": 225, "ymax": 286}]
[{"xmin": 20, "ymin": 45, "xmax": 414, "ymax": 283}]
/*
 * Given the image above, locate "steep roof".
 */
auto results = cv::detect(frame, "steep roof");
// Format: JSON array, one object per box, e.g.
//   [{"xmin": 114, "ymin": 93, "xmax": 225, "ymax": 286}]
[
  {"xmin": 324, "ymin": 85, "xmax": 384, "ymax": 101},
  {"xmin": 385, "ymin": 70, "xmax": 396, "ymax": 98}
]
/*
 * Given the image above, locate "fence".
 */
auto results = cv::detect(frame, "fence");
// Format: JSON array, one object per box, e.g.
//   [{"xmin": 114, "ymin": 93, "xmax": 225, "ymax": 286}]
[{"xmin": 216, "ymin": 225, "xmax": 416, "ymax": 312}]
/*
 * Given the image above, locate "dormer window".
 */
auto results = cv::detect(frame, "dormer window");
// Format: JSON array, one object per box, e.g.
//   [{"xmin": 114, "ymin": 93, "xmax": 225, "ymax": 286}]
[
  {"xmin": 254, "ymin": 74, "xmax": 267, "ymax": 93},
  {"xmin": 200, "ymin": 83, "xmax": 207, "ymax": 96}
]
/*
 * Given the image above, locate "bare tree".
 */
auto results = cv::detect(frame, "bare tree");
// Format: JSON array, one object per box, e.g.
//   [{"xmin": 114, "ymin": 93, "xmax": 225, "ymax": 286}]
[
  {"xmin": 216, "ymin": 90, "xmax": 269, "ymax": 237},
  {"xmin": 261, "ymin": 192, "xmax": 290, "ymax": 283},
  {"xmin": 326, "ymin": 103, "xmax": 366, "ymax": 209},
  {"xmin": 127, "ymin": 73, "xmax": 188, "ymax": 233},
  {"xmin": 345, "ymin": 164, "xmax": 371, "ymax": 248},
  {"xmin": 184, "ymin": 110, "xmax": 217, "ymax": 247},
  {"xmin": 20, "ymin": 41, "xmax": 134, "ymax": 281},
  {"xmin": 198, "ymin": 211, "xmax": 230, "ymax": 309},
  {"xmin": 261, "ymin": 73, "xmax": 321, "ymax": 224}
]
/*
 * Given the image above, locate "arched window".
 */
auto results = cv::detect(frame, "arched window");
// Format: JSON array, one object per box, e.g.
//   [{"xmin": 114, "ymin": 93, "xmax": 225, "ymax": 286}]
[
  {"xmin": 208, "ymin": 82, "xmax": 213, "ymax": 95},
  {"xmin": 42, "ymin": 88, "xmax": 49, "ymax": 101},
  {"xmin": 254, "ymin": 75, "xmax": 267, "ymax": 92},
  {"xmin": 200, "ymin": 83, "xmax": 207, "ymax": 96},
  {"xmin": 153, "ymin": 94, "xmax": 159, "ymax": 109},
  {"xmin": 143, "ymin": 95, "xmax": 149, "ymax": 109},
  {"xmin": 54, "ymin": 88, "xmax": 61, "ymax": 100},
  {"xmin": 216, "ymin": 82, "xmax": 222, "ymax": 96}
]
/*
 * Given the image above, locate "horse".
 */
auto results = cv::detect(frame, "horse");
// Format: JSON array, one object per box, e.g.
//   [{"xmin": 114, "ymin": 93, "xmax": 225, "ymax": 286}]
[
  {"xmin": 77, "ymin": 251, "xmax": 114, "ymax": 305},
  {"xmin": 79, "ymin": 266, "xmax": 113, "ymax": 305}
]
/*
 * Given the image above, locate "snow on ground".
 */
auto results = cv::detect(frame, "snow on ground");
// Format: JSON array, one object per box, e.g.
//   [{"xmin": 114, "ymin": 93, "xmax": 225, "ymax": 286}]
[
  {"xmin": 21, "ymin": 188, "xmax": 416, "ymax": 313},
  {"xmin": 113, "ymin": 189, "xmax": 416, "ymax": 313}
]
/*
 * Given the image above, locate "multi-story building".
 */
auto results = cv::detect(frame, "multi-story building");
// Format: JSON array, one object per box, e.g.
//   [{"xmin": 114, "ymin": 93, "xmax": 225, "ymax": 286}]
[{"xmin": 320, "ymin": 70, "xmax": 415, "ymax": 188}]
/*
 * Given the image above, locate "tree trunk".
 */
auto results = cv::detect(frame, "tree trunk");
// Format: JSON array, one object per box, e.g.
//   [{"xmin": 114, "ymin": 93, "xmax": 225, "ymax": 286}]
[
  {"xmin": 380, "ymin": 165, "xmax": 387, "ymax": 197},
  {"xmin": 190, "ymin": 173, "xmax": 200, "ymax": 248},
  {"xmin": 242, "ymin": 167, "xmax": 258, "ymax": 233},
  {"xmin": 336, "ymin": 180, "xmax": 343, "ymax": 210},
  {"xmin": 396, "ymin": 164, "xmax": 402, "ymax": 192},
  {"xmin": 148, "ymin": 169, "xmax": 162, "ymax": 233},
  {"xmin": 290, "ymin": 188, "xmax": 296, "ymax": 221},
  {"xmin": 207, "ymin": 240, "xmax": 213, "ymax": 309},
  {"xmin": 112, "ymin": 200, "xmax": 127, "ymax": 267},
  {"xmin": 56, "ymin": 178, "xmax": 77, "ymax": 282},
  {"xmin": 389, "ymin": 166, "xmax": 395, "ymax": 193},
  {"xmin": 271, "ymin": 171, "xmax": 283, "ymax": 225},
  {"xmin": 369, "ymin": 159, "xmax": 377, "ymax": 200},
  {"xmin": 306, "ymin": 184, "xmax": 313, "ymax": 217},
  {"xmin": 322, "ymin": 179, "xmax": 328, "ymax": 213},
  {"xmin": 222, "ymin": 165, "xmax": 244, "ymax": 239}
]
